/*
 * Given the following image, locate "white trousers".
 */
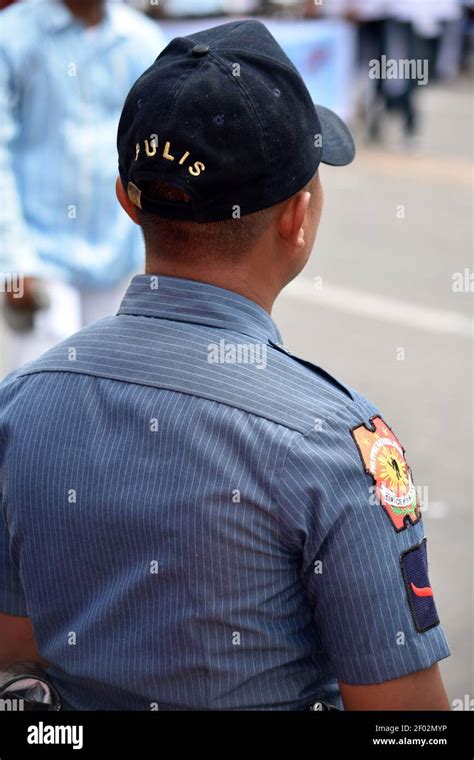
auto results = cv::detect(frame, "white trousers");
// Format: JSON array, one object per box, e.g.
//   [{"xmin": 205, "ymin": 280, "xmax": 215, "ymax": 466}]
[{"xmin": 0, "ymin": 277, "xmax": 132, "ymax": 378}]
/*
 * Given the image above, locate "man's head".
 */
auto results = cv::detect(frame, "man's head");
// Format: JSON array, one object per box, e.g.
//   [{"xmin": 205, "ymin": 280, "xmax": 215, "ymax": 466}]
[{"xmin": 116, "ymin": 20, "xmax": 353, "ymax": 311}]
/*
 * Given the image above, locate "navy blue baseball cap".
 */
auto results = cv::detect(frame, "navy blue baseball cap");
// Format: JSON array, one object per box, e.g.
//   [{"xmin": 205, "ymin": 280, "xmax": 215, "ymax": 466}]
[{"xmin": 117, "ymin": 19, "xmax": 355, "ymax": 223}]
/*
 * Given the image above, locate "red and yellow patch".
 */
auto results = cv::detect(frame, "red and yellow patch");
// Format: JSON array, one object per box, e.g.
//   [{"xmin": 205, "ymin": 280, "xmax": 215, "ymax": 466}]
[{"xmin": 351, "ymin": 416, "xmax": 420, "ymax": 532}]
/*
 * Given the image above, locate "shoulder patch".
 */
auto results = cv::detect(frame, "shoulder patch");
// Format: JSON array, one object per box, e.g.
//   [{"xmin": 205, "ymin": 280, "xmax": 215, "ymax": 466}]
[
  {"xmin": 350, "ymin": 415, "xmax": 420, "ymax": 532},
  {"xmin": 400, "ymin": 539, "xmax": 440, "ymax": 633}
]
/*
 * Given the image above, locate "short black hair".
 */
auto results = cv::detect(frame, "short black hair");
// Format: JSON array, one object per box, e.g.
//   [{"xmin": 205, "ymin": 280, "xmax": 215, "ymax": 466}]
[{"xmin": 136, "ymin": 180, "xmax": 277, "ymax": 260}]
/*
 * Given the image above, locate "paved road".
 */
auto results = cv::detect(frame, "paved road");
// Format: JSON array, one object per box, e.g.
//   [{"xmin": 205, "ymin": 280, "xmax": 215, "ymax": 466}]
[{"xmin": 274, "ymin": 78, "xmax": 473, "ymax": 706}]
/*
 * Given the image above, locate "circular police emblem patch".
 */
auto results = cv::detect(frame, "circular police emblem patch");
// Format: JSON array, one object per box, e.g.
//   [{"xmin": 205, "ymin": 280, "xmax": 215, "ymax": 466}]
[{"xmin": 351, "ymin": 416, "xmax": 421, "ymax": 532}]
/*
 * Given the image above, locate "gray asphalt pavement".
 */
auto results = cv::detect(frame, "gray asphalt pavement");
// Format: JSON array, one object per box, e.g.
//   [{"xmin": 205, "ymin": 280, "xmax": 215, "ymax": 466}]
[{"xmin": 274, "ymin": 77, "xmax": 473, "ymax": 706}]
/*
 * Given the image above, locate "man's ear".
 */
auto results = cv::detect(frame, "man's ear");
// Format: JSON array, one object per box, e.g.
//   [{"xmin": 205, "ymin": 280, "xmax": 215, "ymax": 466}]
[
  {"xmin": 115, "ymin": 177, "xmax": 140, "ymax": 225},
  {"xmin": 277, "ymin": 189, "xmax": 311, "ymax": 249}
]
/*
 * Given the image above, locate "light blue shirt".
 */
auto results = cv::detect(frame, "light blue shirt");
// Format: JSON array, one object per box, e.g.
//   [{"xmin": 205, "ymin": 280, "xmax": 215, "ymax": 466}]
[
  {"xmin": 0, "ymin": 275, "xmax": 450, "ymax": 710},
  {"xmin": 0, "ymin": 0, "xmax": 167, "ymax": 288}
]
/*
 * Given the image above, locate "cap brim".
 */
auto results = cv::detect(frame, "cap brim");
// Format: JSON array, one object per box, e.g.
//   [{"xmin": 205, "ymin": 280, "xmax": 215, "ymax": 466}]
[{"xmin": 315, "ymin": 104, "xmax": 355, "ymax": 167}]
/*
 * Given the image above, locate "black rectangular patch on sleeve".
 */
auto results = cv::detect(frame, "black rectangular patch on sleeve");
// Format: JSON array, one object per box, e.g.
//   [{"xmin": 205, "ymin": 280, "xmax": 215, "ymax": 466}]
[{"xmin": 400, "ymin": 539, "xmax": 440, "ymax": 633}]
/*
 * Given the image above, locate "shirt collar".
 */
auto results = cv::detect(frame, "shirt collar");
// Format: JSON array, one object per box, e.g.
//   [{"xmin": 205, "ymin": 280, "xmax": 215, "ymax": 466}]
[{"xmin": 118, "ymin": 275, "xmax": 283, "ymax": 345}]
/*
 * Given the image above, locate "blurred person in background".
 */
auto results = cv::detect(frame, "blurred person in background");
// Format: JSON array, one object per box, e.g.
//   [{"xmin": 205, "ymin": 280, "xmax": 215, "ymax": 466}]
[
  {"xmin": 318, "ymin": 1, "xmax": 417, "ymax": 143},
  {"xmin": 460, "ymin": 0, "xmax": 474, "ymax": 72},
  {"xmin": 349, "ymin": 1, "xmax": 393, "ymax": 142},
  {"xmin": 394, "ymin": 0, "xmax": 464, "ymax": 82},
  {"xmin": 0, "ymin": 0, "xmax": 167, "ymax": 374},
  {"xmin": 319, "ymin": 0, "xmax": 465, "ymax": 144},
  {"xmin": 369, "ymin": 0, "xmax": 463, "ymax": 141},
  {"xmin": 380, "ymin": 0, "xmax": 420, "ymax": 144}
]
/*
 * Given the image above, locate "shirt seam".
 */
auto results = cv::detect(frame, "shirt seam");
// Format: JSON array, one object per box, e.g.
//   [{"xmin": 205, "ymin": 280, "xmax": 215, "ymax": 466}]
[
  {"xmin": 13, "ymin": 367, "xmax": 312, "ymax": 435},
  {"xmin": 115, "ymin": 311, "xmax": 281, "ymax": 345}
]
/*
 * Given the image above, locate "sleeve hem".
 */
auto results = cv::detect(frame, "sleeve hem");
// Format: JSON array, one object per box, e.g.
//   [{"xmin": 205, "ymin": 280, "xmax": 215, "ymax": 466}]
[{"xmin": 332, "ymin": 626, "xmax": 451, "ymax": 686}]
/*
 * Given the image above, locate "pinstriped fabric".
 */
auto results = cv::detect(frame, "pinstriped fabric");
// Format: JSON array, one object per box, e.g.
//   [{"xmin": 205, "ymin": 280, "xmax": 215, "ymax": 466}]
[
  {"xmin": 276, "ymin": 427, "xmax": 450, "ymax": 685},
  {"xmin": 14, "ymin": 276, "xmax": 359, "ymax": 433},
  {"xmin": 0, "ymin": 275, "xmax": 449, "ymax": 710}
]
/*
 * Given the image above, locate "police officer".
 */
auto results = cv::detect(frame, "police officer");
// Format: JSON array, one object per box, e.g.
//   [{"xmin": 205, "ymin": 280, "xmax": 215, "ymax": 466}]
[{"xmin": 0, "ymin": 20, "xmax": 450, "ymax": 711}]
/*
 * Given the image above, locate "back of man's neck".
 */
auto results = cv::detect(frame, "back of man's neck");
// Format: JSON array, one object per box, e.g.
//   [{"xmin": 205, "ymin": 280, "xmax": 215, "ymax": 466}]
[{"xmin": 144, "ymin": 262, "xmax": 275, "ymax": 315}]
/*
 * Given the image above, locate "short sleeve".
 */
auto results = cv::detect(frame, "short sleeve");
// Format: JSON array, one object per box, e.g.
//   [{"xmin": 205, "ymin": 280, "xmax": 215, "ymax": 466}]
[
  {"xmin": 276, "ymin": 412, "xmax": 450, "ymax": 685},
  {"xmin": 0, "ymin": 425, "xmax": 28, "ymax": 617}
]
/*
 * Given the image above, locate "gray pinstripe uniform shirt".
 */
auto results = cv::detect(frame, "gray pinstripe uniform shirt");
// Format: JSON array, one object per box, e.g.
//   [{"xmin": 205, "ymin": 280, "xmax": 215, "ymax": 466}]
[{"xmin": 0, "ymin": 275, "xmax": 449, "ymax": 710}]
